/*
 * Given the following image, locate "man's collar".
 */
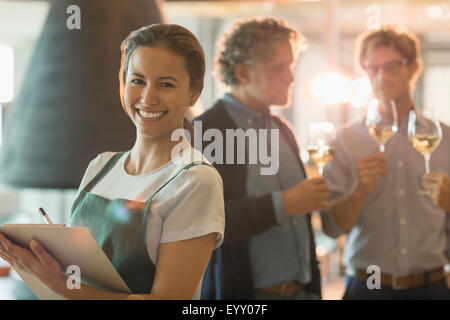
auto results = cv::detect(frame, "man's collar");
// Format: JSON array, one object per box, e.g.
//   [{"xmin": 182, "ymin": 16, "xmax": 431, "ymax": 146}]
[{"xmin": 223, "ymin": 93, "xmax": 271, "ymax": 120}]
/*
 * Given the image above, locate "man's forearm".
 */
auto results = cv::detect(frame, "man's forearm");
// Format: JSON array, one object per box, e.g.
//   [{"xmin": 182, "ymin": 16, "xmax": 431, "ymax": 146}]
[
  {"xmin": 330, "ymin": 187, "xmax": 367, "ymax": 233},
  {"xmin": 224, "ymin": 193, "xmax": 277, "ymax": 241}
]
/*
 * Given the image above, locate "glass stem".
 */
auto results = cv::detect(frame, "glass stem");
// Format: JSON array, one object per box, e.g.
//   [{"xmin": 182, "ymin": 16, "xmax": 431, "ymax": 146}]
[
  {"xmin": 379, "ymin": 144, "xmax": 385, "ymax": 152},
  {"xmin": 318, "ymin": 167, "xmax": 323, "ymax": 176},
  {"xmin": 425, "ymin": 154, "xmax": 430, "ymax": 174}
]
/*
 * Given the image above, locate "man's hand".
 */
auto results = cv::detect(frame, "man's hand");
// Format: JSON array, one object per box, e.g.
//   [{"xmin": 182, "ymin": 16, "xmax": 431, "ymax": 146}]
[
  {"xmin": 423, "ymin": 172, "xmax": 450, "ymax": 211},
  {"xmin": 356, "ymin": 151, "xmax": 387, "ymax": 197},
  {"xmin": 327, "ymin": 152, "xmax": 386, "ymax": 233},
  {"xmin": 282, "ymin": 178, "xmax": 330, "ymax": 215}
]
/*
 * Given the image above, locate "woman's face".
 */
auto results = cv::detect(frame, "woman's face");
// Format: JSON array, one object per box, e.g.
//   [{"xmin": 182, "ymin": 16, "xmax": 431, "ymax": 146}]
[{"xmin": 123, "ymin": 46, "xmax": 199, "ymax": 139}]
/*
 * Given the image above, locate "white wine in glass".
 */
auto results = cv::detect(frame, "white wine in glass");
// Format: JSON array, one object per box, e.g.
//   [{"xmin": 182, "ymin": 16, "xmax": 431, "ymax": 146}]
[
  {"xmin": 306, "ymin": 122, "xmax": 336, "ymax": 175},
  {"xmin": 306, "ymin": 145, "xmax": 335, "ymax": 175},
  {"xmin": 407, "ymin": 109, "xmax": 442, "ymax": 175},
  {"xmin": 366, "ymin": 99, "xmax": 399, "ymax": 152},
  {"xmin": 367, "ymin": 126, "xmax": 396, "ymax": 148},
  {"xmin": 409, "ymin": 134, "xmax": 441, "ymax": 159}
]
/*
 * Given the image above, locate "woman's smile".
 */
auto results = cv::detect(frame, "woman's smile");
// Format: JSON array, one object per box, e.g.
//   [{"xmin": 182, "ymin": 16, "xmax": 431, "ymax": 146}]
[{"xmin": 135, "ymin": 108, "xmax": 168, "ymax": 122}]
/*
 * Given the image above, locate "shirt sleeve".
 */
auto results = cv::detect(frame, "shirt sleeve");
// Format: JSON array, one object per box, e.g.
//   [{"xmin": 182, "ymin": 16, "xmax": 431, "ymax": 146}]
[
  {"xmin": 320, "ymin": 130, "xmax": 354, "ymax": 238},
  {"xmin": 272, "ymin": 190, "xmax": 285, "ymax": 225},
  {"xmin": 76, "ymin": 152, "xmax": 115, "ymax": 195},
  {"xmin": 158, "ymin": 164, "xmax": 225, "ymax": 249}
]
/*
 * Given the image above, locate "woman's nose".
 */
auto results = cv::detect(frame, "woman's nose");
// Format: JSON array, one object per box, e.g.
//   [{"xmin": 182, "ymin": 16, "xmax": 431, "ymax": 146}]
[{"xmin": 140, "ymin": 85, "xmax": 158, "ymax": 106}]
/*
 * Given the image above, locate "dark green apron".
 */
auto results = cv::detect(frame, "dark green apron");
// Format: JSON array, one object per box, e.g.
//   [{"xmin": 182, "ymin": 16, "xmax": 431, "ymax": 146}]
[{"xmin": 70, "ymin": 152, "xmax": 210, "ymax": 294}]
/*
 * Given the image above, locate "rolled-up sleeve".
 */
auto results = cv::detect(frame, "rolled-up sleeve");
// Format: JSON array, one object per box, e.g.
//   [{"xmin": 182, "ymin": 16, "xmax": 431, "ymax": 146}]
[
  {"xmin": 272, "ymin": 190, "xmax": 285, "ymax": 225},
  {"xmin": 320, "ymin": 131, "xmax": 354, "ymax": 238}
]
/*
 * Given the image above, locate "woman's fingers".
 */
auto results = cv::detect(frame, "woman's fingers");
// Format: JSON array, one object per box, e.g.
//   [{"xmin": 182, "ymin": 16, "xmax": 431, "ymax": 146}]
[
  {"xmin": 30, "ymin": 240, "xmax": 56, "ymax": 269},
  {"xmin": 0, "ymin": 252, "xmax": 14, "ymax": 266},
  {"xmin": 0, "ymin": 234, "xmax": 33, "ymax": 271},
  {"xmin": 0, "ymin": 233, "xmax": 21, "ymax": 260}
]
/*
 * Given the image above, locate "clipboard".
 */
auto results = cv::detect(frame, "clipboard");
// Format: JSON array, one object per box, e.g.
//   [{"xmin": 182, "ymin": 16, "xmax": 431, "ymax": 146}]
[{"xmin": 0, "ymin": 224, "xmax": 131, "ymax": 300}]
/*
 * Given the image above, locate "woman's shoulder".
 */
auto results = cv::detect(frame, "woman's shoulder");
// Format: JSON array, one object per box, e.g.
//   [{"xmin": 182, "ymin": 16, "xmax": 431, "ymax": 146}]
[
  {"xmin": 88, "ymin": 151, "xmax": 120, "ymax": 169},
  {"xmin": 77, "ymin": 152, "xmax": 122, "ymax": 193},
  {"xmin": 171, "ymin": 148, "xmax": 223, "ymax": 189},
  {"xmin": 182, "ymin": 161, "xmax": 222, "ymax": 184}
]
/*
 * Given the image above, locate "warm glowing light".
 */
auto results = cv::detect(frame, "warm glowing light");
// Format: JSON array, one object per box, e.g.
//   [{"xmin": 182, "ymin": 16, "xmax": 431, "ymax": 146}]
[
  {"xmin": 312, "ymin": 73, "xmax": 352, "ymax": 105},
  {"xmin": 350, "ymin": 77, "xmax": 372, "ymax": 108},
  {"xmin": 368, "ymin": 98, "xmax": 379, "ymax": 110},
  {"xmin": 0, "ymin": 46, "xmax": 14, "ymax": 103},
  {"xmin": 427, "ymin": 5, "xmax": 443, "ymax": 20},
  {"xmin": 310, "ymin": 121, "xmax": 335, "ymax": 136}
]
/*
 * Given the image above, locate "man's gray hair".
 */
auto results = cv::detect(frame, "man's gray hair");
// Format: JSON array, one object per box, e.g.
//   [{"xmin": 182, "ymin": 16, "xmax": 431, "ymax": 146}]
[{"xmin": 214, "ymin": 17, "xmax": 307, "ymax": 86}]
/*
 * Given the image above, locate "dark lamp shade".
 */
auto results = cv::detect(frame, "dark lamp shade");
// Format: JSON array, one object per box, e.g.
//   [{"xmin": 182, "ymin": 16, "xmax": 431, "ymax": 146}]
[{"xmin": 0, "ymin": 0, "xmax": 163, "ymax": 189}]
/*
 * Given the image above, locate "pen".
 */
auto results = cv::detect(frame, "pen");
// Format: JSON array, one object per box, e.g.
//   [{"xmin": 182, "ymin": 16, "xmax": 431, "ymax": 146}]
[{"xmin": 38, "ymin": 207, "xmax": 54, "ymax": 224}]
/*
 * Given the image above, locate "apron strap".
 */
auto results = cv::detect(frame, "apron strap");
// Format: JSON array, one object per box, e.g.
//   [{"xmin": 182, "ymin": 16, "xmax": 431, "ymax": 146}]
[
  {"xmin": 82, "ymin": 152, "xmax": 125, "ymax": 193},
  {"xmin": 143, "ymin": 161, "xmax": 212, "ymax": 209}
]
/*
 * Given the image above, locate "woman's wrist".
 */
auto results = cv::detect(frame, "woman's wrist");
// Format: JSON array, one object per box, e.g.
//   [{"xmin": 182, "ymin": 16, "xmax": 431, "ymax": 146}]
[{"xmin": 47, "ymin": 272, "xmax": 70, "ymax": 298}]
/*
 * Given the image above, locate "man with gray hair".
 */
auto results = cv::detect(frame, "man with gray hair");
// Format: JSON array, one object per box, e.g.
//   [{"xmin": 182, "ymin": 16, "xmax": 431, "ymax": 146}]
[{"xmin": 196, "ymin": 17, "xmax": 329, "ymax": 300}]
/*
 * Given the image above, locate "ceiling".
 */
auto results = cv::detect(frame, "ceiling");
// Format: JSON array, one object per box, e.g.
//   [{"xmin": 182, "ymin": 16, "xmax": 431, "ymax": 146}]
[
  {"xmin": 163, "ymin": 0, "xmax": 450, "ymax": 37},
  {"xmin": 0, "ymin": 0, "xmax": 449, "ymax": 46}
]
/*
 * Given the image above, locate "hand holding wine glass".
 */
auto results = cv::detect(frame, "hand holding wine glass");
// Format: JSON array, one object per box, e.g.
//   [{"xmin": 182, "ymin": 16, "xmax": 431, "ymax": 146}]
[
  {"xmin": 421, "ymin": 172, "xmax": 450, "ymax": 209},
  {"xmin": 306, "ymin": 122, "xmax": 336, "ymax": 176},
  {"xmin": 366, "ymin": 99, "xmax": 399, "ymax": 152},
  {"xmin": 356, "ymin": 151, "xmax": 387, "ymax": 197}
]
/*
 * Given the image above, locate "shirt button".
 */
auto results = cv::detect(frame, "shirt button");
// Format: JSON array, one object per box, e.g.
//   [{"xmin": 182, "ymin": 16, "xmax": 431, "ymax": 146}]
[
  {"xmin": 247, "ymin": 119, "xmax": 253, "ymax": 124},
  {"xmin": 292, "ymin": 220, "xmax": 298, "ymax": 226},
  {"xmin": 400, "ymin": 218, "xmax": 406, "ymax": 225},
  {"xmin": 398, "ymin": 161, "xmax": 404, "ymax": 167},
  {"xmin": 399, "ymin": 189, "xmax": 405, "ymax": 196},
  {"xmin": 401, "ymin": 248, "xmax": 407, "ymax": 255},
  {"xmin": 298, "ymin": 251, "xmax": 303, "ymax": 257}
]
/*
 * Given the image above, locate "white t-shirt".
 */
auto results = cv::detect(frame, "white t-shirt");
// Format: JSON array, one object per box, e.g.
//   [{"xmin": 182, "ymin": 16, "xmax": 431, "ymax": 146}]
[{"xmin": 75, "ymin": 145, "xmax": 225, "ymax": 299}]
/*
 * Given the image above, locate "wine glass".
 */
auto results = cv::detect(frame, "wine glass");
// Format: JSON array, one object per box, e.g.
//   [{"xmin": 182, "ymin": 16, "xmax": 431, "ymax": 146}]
[
  {"xmin": 366, "ymin": 99, "xmax": 399, "ymax": 152},
  {"xmin": 306, "ymin": 122, "xmax": 336, "ymax": 176},
  {"xmin": 407, "ymin": 109, "xmax": 442, "ymax": 193}
]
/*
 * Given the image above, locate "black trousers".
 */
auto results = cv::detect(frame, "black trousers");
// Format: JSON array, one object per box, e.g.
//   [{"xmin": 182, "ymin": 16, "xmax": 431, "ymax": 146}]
[{"xmin": 342, "ymin": 275, "xmax": 450, "ymax": 300}]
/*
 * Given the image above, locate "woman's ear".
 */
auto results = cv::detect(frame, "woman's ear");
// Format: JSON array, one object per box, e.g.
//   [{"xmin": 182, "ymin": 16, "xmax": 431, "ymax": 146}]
[{"xmin": 189, "ymin": 89, "xmax": 201, "ymax": 107}]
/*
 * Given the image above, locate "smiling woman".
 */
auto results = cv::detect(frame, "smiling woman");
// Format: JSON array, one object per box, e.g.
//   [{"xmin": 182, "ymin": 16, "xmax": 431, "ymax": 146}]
[
  {"xmin": 0, "ymin": 24, "xmax": 225, "ymax": 300},
  {"xmin": 123, "ymin": 46, "xmax": 195, "ymax": 141}
]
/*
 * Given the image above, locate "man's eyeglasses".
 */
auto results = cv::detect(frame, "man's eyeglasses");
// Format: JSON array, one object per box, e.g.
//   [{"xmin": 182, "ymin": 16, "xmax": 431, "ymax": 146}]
[{"xmin": 362, "ymin": 59, "xmax": 408, "ymax": 77}]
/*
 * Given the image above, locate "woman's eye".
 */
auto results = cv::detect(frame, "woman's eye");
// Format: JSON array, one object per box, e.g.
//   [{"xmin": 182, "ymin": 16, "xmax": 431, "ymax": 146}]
[
  {"xmin": 131, "ymin": 79, "xmax": 145, "ymax": 85},
  {"xmin": 161, "ymin": 82, "xmax": 175, "ymax": 88}
]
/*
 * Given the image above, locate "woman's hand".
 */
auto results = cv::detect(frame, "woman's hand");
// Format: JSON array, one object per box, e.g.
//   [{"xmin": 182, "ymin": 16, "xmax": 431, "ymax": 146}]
[
  {"xmin": 0, "ymin": 233, "xmax": 66, "ymax": 292},
  {"xmin": 0, "ymin": 231, "xmax": 217, "ymax": 300}
]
